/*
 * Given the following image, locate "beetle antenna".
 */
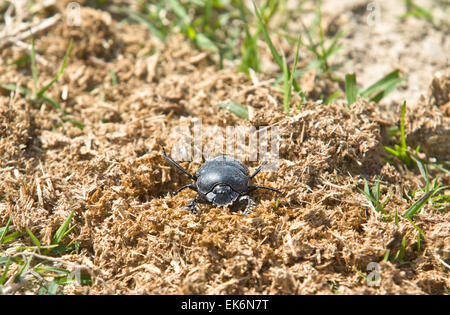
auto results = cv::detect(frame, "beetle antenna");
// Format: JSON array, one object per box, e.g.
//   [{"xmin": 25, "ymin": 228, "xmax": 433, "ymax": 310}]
[
  {"xmin": 250, "ymin": 161, "xmax": 267, "ymax": 179},
  {"xmin": 160, "ymin": 141, "xmax": 197, "ymax": 181}
]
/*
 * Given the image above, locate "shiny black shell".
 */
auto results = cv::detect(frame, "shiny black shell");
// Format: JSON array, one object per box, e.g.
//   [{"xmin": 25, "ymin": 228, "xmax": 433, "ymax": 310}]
[{"xmin": 195, "ymin": 156, "xmax": 250, "ymax": 195}]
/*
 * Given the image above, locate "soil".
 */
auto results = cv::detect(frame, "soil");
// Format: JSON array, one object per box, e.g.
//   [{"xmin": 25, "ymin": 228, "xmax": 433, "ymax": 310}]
[{"xmin": 0, "ymin": 0, "xmax": 449, "ymax": 294}]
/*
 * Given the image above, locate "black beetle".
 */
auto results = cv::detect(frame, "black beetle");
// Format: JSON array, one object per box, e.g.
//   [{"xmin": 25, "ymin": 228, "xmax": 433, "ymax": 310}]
[{"xmin": 161, "ymin": 144, "xmax": 280, "ymax": 214}]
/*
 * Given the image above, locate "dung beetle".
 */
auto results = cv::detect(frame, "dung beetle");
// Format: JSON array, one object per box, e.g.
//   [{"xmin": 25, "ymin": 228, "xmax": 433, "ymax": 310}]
[{"xmin": 161, "ymin": 144, "xmax": 281, "ymax": 214}]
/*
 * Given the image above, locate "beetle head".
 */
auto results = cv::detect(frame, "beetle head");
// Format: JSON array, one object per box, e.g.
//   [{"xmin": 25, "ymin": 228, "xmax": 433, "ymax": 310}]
[{"xmin": 206, "ymin": 184, "xmax": 240, "ymax": 206}]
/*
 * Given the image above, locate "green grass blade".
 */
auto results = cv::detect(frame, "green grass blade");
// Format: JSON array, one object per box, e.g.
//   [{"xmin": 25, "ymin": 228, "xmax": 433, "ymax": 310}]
[
  {"xmin": 0, "ymin": 83, "xmax": 31, "ymax": 96},
  {"xmin": 202, "ymin": 0, "xmax": 213, "ymax": 32},
  {"xmin": 0, "ymin": 83, "xmax": 60, "ymax": 109},
  {"xmin": 402, "ymin": 185, "xmax": 448, "ymax": 219},
  {"xmin": 31, "ymin": 37, "xmax": 38, "ymax": 98},
  {"xmin": 195, "ymin": 33, "xmax": 218, "ymax": 53},
  {"xmin": 359, "ymin": 69, "xmax": 404, "ymax": 102},
  {"xmin": 392, "ymin": 237, "xmax": 406, "ymax": 262},
  {"xmin": 34, "ymin": 266, "xmax": 71, "ymax": 276},
  {"xmin": 406, "ymin": 217, "xmax": 424, "ymax": 252},
  {"xmin": 359, "ymin": 69, "xmax": 400, "ymax": 97},
  {"xmin": 9, "ymin": 54, "xmax": 30, "ymax": 67},
  {"xmin": 238, "ymin": 0, "xmax": 260, "ymax": 74},
  {"xmin": 253, "ymin": 0, "xmax": 282, "ymax": 67},
  {"xmin": 15, "ymin": 255, "xmax": 32, "ymax": 280},
  {"xmin": 0, "ymin": 256, "xmax": 15, "ymax": 264},
  {"xmin": 0, "ymin": 257, "xmax": 12, "ymax": 285},
  {"xmin": 185, "ymin": 24, "xmax": 196, "ymax": 40},
  {"xmin": 402, "ymin": 190, "xmax": 433, "ymax": 219},
  {"xmin": 370, "ymin": 77, "xmax": 404, "ymax": 103},
  {"xmin": 324, "ymin": 31, "xmax": 343, "ymax": 59},
  {"xmin": 353, "ymin": 267, "xmax": 367, "ymax": 279},
  {"xmin": 345, "ymin": 73, "xmax": 357, "ymax": 106},
  {"xmin": 400, "ymin": 101, "xmax": 407, "ymax": 149},
  {"xmin": 7, "ymin": 244, "xmax": 59, "ymax": 252},
  {"xmin": 37, "ymin": 39, "xmax": 73, "ymax": 98},
  {"xmin": 432, "ymin": 194, "xmax": 450, "ymax": 210},
  {"xmin": 316, "ymin": 2, "xmax": 329, "ymax": 70},
  {"xmin": 394, "ymin": 208, "xmax": 399, "ymax": 227},
  {"xmin": 26, "ymin": 227, "xmax": 41, "ymax": 253},
  {"xmin": 412, "ymin": 155, "xmax": 429, "ymax": 191},
  {"xmin": 47, "ymin": 281, "xmax": 60, "ymax": 295},
  {"xmin": 52, "ymin": 210, "xmax": 75, "ymax": 245},
  {"xmin": 304, "ymin": 44, "xmax": 322, "ymax": 60},
  {"xmin": 239, "ymin": 33, "xmax": 260, "ymax": 74},
  {"xmin": 217, "ymin": 101, "xmax": 249, "ymax": 120},
  {"xmin": 363, "ymin": 179, "xmax": 371, "ymax": 197},
  {"xmin": 403, "ymin": 0, "xmax": 434, "ymax": 23},
  {"xmin": 372, "ymin": 179, "xmax": 381, "ymax": 202},
  {"xmin": 384, "ymin": 102, "xmax": 415, "ymax": 168},
  {"xmin": 109, "ymin": 68, "xmax": 118, "ymax": 86},
  {"xmin": 281, "ymin": 49, "xmax": 290, "ymax": 114},
  {"xmin": 0, "ymin": 215, "xmax": 12, "ymax": 245},
  {"xmin": 404, "ymin": 8, "xmax": 433, "ymax": 22},
  {"xmin": 285, "ymin": 35, "xmax": 302, "ymax": 114},
  {"xmin": 361, "ymin": 178, "xmax": 392, "ymax": 215},
  {"xmin": 122, "ymin": 9, "xmax": 166, "ymax": 41},
  {"xmin": 61, "ymin": 225, "xmax": 76, "ymax": 240},
  {"xmin": 324, "ymin": 90, "xmax": 341, "ymax": 105},
  {"xmin": 384, "ymin": 145, "xmax": 401, "ymax": 158},
  {"xmin": 168, "ymin": 0, "xmax": 190, "ymax": 24},
  {"xmin": 61, "ymin": 116, "xmax": 85, "ymax": 130},
  {"xmin": 398, "ymin": 237, "xmax": 406, "ymax": 261},
  {"xmin": 252, "ymin": 0, "xmax": 301, "ymax": 92},
  {"xmin": 379, "ymin": 190, "xmax": 394, "ymax": 209},
  {"xmin": 1, "ymin": 231, "xmax": 23, "ymax": 245},
  {"xmin": 40, "ymin": 95, "xmax": 61, "ymax": 109},
  {"xmin": 360, "ymin": 180, "xmax": 379, "ymax": 213}
]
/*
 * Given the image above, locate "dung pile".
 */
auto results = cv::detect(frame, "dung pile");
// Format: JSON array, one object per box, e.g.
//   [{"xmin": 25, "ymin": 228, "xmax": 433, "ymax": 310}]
[{"xmin": 0, "ymin": 3, "xmax": 448, "ymax": 295}]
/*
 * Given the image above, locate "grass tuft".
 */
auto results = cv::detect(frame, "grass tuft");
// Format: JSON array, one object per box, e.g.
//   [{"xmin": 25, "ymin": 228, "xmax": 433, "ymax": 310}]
[
  {"xmin": 281, "ymin": 35, "xmax": 302, "ymax": 114},
  {"xmin": 52, "ymin": 210, "xmax": 76, "ymax": 246},
  {"xmin": 0, "ymin": 39, "xmax": 85, "ymax": 129},
  {"xmin": 0, "ymin": 210, "xmax": 83, "ymax": 294},
  {"xmin": 252, "ymin": 0, "xmax": 304, "ymax": 113},
  {"xmin": 344, "ymin": 70, "xmax": 405, "ymax": 107},
  {"xmin": 384, "ymin": 101, "xmax": 416, "ymax": 168},
  {"xmin": 360, "ymin": 178, "xmax": 393, "ymax": 216},
  {"xmin": 300, "ymin": 2, "xmax": 343, "ymax": 74}
]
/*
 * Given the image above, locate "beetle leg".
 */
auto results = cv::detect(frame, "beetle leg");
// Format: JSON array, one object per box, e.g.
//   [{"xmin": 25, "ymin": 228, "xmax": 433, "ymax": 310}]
[
  {"xmin": 248, "ymin": 185, "xmax": 281, "ymax": 194},
  {"xmin": 173, "ymin": 184, "xmax": 197, "ymax": 196},
  {"xmin": 184, "ymin": 196, "xmax": 206, "ymax": 214},
  {"xmin": 235, "ymin": 195, "xmax": 256, "ymax": 216}
]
